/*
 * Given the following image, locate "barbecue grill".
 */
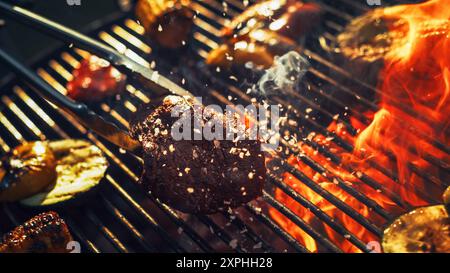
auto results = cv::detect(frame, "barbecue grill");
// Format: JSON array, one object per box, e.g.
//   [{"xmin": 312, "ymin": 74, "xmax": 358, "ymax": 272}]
[{"xmin": 0, "ymin": 0, "xmax": 447, "ymax": 253}]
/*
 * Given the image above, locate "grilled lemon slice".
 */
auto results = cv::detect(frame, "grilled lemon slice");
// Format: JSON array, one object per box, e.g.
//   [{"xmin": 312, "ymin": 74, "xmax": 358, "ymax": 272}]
[{"xmin": 21, "ymin": 139, "xmax": 108, "ymax": 207}]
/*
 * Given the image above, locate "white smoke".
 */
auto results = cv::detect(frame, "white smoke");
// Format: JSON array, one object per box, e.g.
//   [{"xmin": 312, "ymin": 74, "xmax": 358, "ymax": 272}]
[{"xmin": 256, "ymin": 51, "xmax": 309, "ymax": 96}]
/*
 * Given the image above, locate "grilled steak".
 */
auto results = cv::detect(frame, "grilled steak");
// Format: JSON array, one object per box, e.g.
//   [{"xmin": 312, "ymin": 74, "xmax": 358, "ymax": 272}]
[
  {"xmin": 0, "ymin": 211, "xmax": 72, "ymax": 253},
  {"xmin": 135, "ymin": 0, "xmax": 194, "ymax": 49},
  {"xmin": 130, "ymin": 96, "xmax": 266, "ymax": 214}
]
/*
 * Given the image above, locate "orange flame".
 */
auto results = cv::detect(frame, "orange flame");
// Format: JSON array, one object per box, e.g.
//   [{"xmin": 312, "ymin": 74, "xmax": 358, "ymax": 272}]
[{"xmin": 270, "ymin": 0, "xmax": 450, "ymax": 252}]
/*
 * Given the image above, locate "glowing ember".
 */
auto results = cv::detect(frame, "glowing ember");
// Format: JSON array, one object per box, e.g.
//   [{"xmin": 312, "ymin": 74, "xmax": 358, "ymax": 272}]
[{"xmin": 270, "ymin": 0, "xmax": 450, "ymax": 252}]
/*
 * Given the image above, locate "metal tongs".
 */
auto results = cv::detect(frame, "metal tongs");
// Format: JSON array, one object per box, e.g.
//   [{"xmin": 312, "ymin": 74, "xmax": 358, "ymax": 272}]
[{"xmin": 0, "ymin": 1, "xmax": 194, "ymax": 155}]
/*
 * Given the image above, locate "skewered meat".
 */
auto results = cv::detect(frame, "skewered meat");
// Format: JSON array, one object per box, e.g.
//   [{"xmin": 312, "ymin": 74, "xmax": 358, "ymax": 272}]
[
  {"xmin": 382, "ymin": 205, "xmax": 450, "ymax": 253},
  {"xmin": 207, "ymin": 0, "xmax": 321, "ymax": 71},
  {"xmin": 0, "ymin": 142, "xmax": 57, "ymax": 202},
  {"xmin": 130, "ymin": 95, "xmax": 266, "ymax": 214},
  {"xmin": 21, "ymin": 139, "xmax": 108, "ymax": 207},
  {"xmin": 135, "ymin": 0, "xmax": 194, "ymax": 49},
  {"xmin": 221, "ymin": 0, "xmax": 322, "ymax": 40},
  {"xmin": 0, "ymin": 211, "xmax": 73, "ymax": 253},
  {"xmin": 66, "ymin": 55, "xmax": 127, "ymax": 102}
]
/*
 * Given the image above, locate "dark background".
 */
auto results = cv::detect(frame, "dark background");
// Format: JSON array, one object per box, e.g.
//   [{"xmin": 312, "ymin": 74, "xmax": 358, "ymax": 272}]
[{"xmin": 0, "ymin": 0, "xmax": 127, "ymax": 80}]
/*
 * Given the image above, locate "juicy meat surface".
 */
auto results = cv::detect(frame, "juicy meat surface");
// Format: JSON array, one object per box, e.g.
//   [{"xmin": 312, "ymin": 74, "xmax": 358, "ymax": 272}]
[
  {"xmin": 0, "ymin": 211, "xmax": 73, "ymax": 253},
  {"xmin": 130, "ymin": 96, "xmax": 266, "ymax": 214},
  {"xmin": 66, "ymin": 55, "xmax": 126, "ymax": 102}
]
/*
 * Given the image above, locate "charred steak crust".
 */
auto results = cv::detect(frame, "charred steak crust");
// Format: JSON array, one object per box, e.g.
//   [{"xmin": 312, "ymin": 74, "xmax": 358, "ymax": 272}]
[
  {"xmin": 0, "ymin": 211, "xmax": 72, "ymax": 253},
  {"xmin": 130, "ymin": 96, "xmax": 266, "ymax": 214}
]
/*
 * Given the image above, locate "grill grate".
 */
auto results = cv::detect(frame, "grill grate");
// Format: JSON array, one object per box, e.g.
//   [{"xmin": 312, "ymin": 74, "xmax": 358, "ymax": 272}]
[{"xmin": 0, "ymin": 0, "xmax": 447, "ymax": 253}]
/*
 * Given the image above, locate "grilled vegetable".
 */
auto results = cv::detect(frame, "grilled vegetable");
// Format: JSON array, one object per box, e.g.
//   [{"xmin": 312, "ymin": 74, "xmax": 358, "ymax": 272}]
[
  {"xmin": 382, "ymin": 205, "xmax": 450, "ymax": 253},
  {"xmin": 66, "ymin": 55, "xmax": 127, "ymax": 102},
  {"xmin": 444, "ymin": 186, "xmax": 450, "ymax": 214},
  {"xmin": 207, "ymin": 0, "xmax": 321, "ymax": 71},
  {"xmin": 135, "ymin": 0, "xmax": 194, "ymax": 49},
  {"xmin": 206, "ymin": 29, "xmax": 297, "ymax": 70},
  {"xmin": 0, "ymin": 142, "xmax": 57, "ymax": 202},
  {"xmin": 328, "ymin": 8, "xmax": 410, "ymax": 87},
  {"xmin": 332, "ymin": 5, "xmax": 450, "ymax": 94},
  {"xmin": 337, "ymin": 8, "xmax": 409, "ymax": 63},
  {"xmin": 21, "ymin": 139, "xmax": 108, "ymax": 207},
  {"xmin": 221, "ymin": 0, "xmax": 322, "ymax": 40},
  {"xmin": 130, "ymin": 95, "xmax": 266, "ymax": 214},
  {"xmin": 0, "ymin": 211, "xmax": 72, "ymax": 253}
]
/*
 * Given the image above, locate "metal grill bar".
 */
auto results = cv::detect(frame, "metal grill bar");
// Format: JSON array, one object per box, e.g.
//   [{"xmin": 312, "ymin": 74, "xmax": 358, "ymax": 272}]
[
  {"xmin": 199, "ymin": 0, "xmax": 448, "ymax": 199},
  {"xmin": 183, "ymin": 0, "xmax": 447, "ymax": 250},
  {"xmin": 221, "ymin": 211, "xmax": 276, "ymax": 253},
  {"xmin": 189, "ymin": 57, "xmax": 393, "ymax": 232},
  {"xmin": 0, "ymin": 0, "xmax": 447, "ymax": 253},
  {"xmin": 85, "ymin": 15, "xmax": 324, "ymax": 252},
  {"xmin": 12, "ymin": 48, "xmax": 281, "ymax": 254},
  {"xmin": 268, "ymin": 174, "xmax": 370, "ymax": 252},
  {"xmin": 193, "ymin": 67, "xmax": 400, "ymax": 219},
  {"xmin": 245, "ymin": 203, "xmax": 310, "ymax": 253},
  {"xmin": 312, "ymin": 0, "xmax": 450, "ymax": 155},
  {"xmin": 3, "ymin": 83, "xmax": 195, "ymax": 250},
  {"xmin": 0, "ymin": 3, "xmax": 377, "ymax": 252},
  {"xmin": 43, "ymin": 51, "xmax": 250, "ymax": 251},
  {"xmin": 263, "ymin": 192, "xmax": 344, "ymax": 253},
  {"xmin": 192, "ymin": 0, "xmax": 447, "ymax": 192}
]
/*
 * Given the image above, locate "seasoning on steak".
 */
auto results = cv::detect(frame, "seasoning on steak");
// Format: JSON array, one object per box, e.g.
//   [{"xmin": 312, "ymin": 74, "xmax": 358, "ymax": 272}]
[
  {"xmin": 66, "ymin": 55, "xmax": 127, "ymax": 102},
  {"xmin": 130, "ymin": 96, "xmax": 266, "ymax": 214},
  {"xmin": 0, "ymin": 211, "xmax": 73, "ymax": 253},
  {"xmin": 135, "ymin": 0, "xmax": 194, "ymax": 49}
]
